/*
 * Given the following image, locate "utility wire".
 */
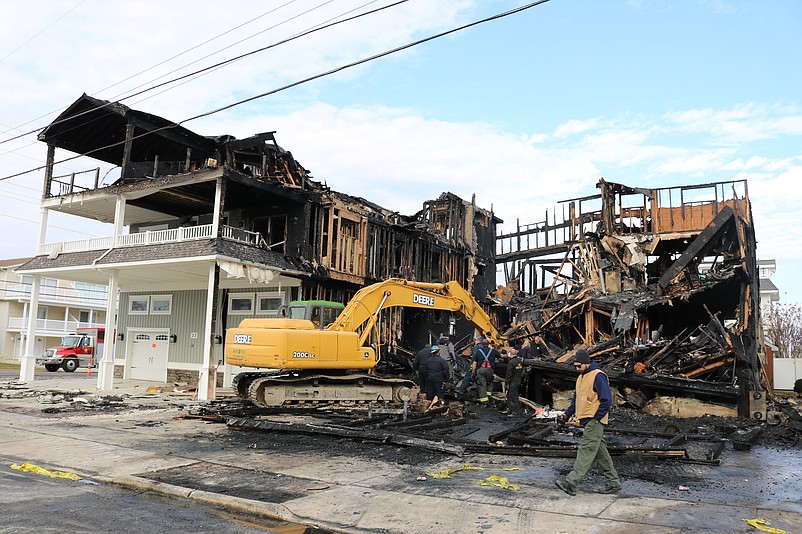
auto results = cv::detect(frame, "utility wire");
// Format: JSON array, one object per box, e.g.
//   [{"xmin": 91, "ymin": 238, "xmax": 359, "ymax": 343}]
[
  {"xmin": 183, "ymin": 0, "xmax": 551, "ymax": 123},
  {"xmin": 108, "ymin": 0, "xmax": 338, "ymax": 103},
  {"xmin": 0, "ymin": 0, "xmax": 397, "ymax": 145},
  {"xmin": 0, "ymin": 211, "xmax": 106, "ymax": 238},
  {"xmin": 127, "ymin": 0, "xmax": 384, "ymax": 109},
  {"xmin": 0, "ymin": 0, "xmax": 302, "ymax": 137},
  {"xmin": 0, "ymin": 0, "xmax": 87, "ymax": 63},
  {"xmin": 96, "ymin": 0, "xmax": 301, "ymax": 96},
  {"xmin": 0, "ymin": 0, "xmax": 551, "ymax": 182}
]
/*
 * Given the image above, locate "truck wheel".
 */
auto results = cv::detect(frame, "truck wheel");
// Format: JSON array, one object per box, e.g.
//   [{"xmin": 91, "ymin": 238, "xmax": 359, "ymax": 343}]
[
  {"xmin": 44, "ymin": 364, "xmax": 60, "ymax": 372},
  {"xmin": 62, "ymin": 359, "xmax": 79, "ymax": 373}
]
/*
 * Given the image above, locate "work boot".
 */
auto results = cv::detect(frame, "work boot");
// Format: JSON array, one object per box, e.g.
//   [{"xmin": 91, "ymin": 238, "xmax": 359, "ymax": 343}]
[
  {"xmin": 555, "ymin": 478, "xmax": 576, "ymax": 496},
  {"xmin": 600, "ymin": 484, "xmax": 621, "ymax": 494}
]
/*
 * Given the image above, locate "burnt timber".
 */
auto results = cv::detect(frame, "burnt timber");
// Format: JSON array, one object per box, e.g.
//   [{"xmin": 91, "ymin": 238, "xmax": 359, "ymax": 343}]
[{"xmin": 496, "ymin": 178, "xmax": 767, "ymax": 419}]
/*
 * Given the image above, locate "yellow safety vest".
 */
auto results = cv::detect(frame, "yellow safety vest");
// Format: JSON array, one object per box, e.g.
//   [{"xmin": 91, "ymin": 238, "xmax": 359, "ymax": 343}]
[{"xmin": 574, "ymin": 368, "xmax": 609, "ymax": 424}]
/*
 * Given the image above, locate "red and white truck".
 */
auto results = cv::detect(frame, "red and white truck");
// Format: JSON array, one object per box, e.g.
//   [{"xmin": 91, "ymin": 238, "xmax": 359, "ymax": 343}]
[{"xmin": 37, "ymin": 327, "xmax": 106, "ymax": 373}]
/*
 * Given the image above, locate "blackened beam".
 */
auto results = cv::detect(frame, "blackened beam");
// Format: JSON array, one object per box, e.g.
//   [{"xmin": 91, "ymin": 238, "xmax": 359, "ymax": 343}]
[
  {"xmin": 487, "ymin": 415, "xmax": 535, "ymax": 443},
  {"xmin": 463, "ymin": 442, "xmax": 687, "ymax": 459},
  {"xmin": 524, "ymin": 359, "xmax": 739, "ymax": 402},
  {"xmin": 226, "ymin": 416, "xmax": 465, "ymax": 456},
  {"xmin": 497, "ymin": 243, "xmax": 573, "ymax": 263},
  {"xmin": 657, "ymin": 206, "xmax": 735, "ymax": 290}
]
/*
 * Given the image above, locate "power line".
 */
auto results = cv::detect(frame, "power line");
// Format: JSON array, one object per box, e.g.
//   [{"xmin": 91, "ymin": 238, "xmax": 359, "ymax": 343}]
[
  {"xmin": 0, "ymin": 1, "xmax": 303, "ymax": 137},
  {"xmin": 107, "ymin": 0, "xmax": 339, "ymax": 103},
  {"xmin": 95, "ymin": 0, "xmax": 302, "ymax": 97},
  {"xmin": 0, "ymin": 0, "xmax": 87, "ymax": 64},
  {"xmin": 0, "ymin": 211, "xmax": 106, "ymax": 238},
  {"xmin": 0, "ymin": 0, "xmax": 551, "ymax": 182},
  {"xmin": 0, "ymin": 0, "xmax": 395, "ymax": 145}
]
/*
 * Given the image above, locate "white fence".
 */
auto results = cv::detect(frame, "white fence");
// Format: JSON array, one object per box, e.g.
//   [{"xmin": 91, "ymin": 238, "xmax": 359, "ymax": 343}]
[
  {"xmin": 8, "ymin": 317, "xmax": 105, "ymax": 334},
  {"xmin": 35, "ymin": 223, "xmax": 263, "ymax": 255},
  {"xmin": 773, "ymin": 358, "xmax": 802, "ymax": 390},
  {"xmin": 5, "ymin": 284, "xmax": 108, "ymax": 306}
]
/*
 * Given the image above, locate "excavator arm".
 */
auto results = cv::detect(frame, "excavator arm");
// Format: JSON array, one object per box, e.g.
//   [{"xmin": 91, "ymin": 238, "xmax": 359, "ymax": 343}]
[{"xmin": 327, "ymin": 278, "xmax": 501, "ymax": 347}]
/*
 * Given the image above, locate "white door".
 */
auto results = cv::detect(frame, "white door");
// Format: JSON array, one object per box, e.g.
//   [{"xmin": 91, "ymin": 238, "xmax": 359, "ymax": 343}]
[{"xmin": 129, "ymin": 331, "xmax": 169, "ymax": 382}]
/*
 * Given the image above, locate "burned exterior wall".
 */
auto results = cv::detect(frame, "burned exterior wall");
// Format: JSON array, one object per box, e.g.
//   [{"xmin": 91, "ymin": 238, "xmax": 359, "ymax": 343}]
[
  {"xmin": 496, "ymin": 178, "xmax": 765, "ymax": 418},
  {"xmin": 35, "ymin": 94, "xmax": 500, "ymax": 370}
]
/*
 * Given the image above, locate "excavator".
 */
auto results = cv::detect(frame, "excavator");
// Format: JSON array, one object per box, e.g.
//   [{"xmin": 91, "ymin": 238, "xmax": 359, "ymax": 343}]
[{"xmin": 225, "ymin": 278, "xmax": 502, "ymax": 407}]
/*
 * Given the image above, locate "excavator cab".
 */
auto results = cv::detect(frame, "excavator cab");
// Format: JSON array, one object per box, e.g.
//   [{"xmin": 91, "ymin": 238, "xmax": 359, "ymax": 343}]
[{"xmin": 280, "ymin": 300, "xmax": 344, "ymax": 329}]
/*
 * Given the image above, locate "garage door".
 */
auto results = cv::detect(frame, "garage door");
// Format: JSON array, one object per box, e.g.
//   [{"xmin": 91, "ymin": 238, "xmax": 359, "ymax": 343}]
[{"xmin": 130, "ymin": 332, "xmax": 169, "ymax": 382}]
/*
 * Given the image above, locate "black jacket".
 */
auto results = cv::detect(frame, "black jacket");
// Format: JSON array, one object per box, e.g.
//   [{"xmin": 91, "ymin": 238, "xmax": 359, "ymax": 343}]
[
  {"xmin": 424, "ymin": 354, "xmax": 450, "ymax": 382},
  {"xmin": 413, "ymin": 346, "xmax": 432, "ymax": 372}
]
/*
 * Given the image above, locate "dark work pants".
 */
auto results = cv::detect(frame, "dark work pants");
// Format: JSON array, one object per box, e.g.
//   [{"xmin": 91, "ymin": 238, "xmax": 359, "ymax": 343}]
[
  {"xmin": 507, "ymin": 376, "xmax": 521, "ymax": 413},
  {"xmin": 425, "ymin": 378, "xmax": 445, "ymax": 401}
]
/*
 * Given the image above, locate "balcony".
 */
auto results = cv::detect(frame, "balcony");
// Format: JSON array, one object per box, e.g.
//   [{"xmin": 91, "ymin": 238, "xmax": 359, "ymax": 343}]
[
  {"xmin": 3, "ymin": 284, "xmax": 108, "ymax": 307},
  {"xmin": 8, "ymin": 317, "xmax": 105, "ymax": 335},
  {"xmin": 37, "ymin": 224, "xmax": 263, "ymax": 256}
]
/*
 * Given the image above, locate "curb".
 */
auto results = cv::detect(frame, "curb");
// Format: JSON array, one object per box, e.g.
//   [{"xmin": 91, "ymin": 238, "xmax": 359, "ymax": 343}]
[{"xmin": 96, "ymin": 474, "xmax": 360, "ymax": 534}]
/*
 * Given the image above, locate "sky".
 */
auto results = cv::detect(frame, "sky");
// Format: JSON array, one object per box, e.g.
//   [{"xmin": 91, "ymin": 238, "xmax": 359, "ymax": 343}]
[{"xmin": 1, "ymin": 0, "xmax": 800, "ymax": 303}]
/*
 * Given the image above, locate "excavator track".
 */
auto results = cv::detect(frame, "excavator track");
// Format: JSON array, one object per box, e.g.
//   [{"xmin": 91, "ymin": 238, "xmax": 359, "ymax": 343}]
[{"xmin": 239, "ymin": 373, "xmax": 415, "ymax": 408}]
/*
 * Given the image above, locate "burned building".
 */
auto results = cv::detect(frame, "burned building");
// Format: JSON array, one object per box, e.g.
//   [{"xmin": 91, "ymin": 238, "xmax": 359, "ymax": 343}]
[
  {"xmin": 16, "ymin": 94, "xmax": 500, "ymax": 398},
  {"xmin": 496, "ymin": 178, "xmax": 767, "ymax": 418}
]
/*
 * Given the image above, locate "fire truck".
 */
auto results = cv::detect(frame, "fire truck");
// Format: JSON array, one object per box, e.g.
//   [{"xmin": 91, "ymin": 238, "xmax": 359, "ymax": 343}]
[{"xmin": 37, "ymin": 327, "xmax": 106, "ymax": 373}]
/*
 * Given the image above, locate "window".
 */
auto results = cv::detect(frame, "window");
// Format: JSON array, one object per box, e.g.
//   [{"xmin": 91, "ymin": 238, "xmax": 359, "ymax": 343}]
[
  {"xmin": 79, "ymin": 310, "xmax": 90, "ymax": 323},
  {"xmin": 129, "ymin": 296, "xmax": 149, "ymax": 315},
  {"xmin": 42, "ymin": 278, "xmax": 58, "ymax": 297},
  {"xmin": 229, "ymin": 293, "xmax": 254, "ymax": 315},
  {"xmin": 151, "ymin": 295, "xmax": 173, "ymax": 315},
  {"xmin": 257, "ymin": 292, "xmax": 284, "ymax": 316},
  {"xmin": 36, "ymin": 307, "xmax": 47, "ymax": 320}
]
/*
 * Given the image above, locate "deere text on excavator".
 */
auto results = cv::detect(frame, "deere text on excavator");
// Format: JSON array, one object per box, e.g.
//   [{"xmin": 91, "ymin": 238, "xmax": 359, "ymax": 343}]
[{"xmin": 225, "ymin": 278, "xmax": 501, "ymax": 407}]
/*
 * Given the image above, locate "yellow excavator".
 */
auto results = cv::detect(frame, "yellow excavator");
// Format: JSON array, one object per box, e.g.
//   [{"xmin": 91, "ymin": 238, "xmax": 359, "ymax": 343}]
[{"xmin": 225, "ymin": 278, "xmax": 502, "ymax": 407}]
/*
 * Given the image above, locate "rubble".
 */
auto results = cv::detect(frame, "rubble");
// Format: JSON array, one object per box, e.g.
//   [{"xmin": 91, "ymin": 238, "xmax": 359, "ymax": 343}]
[{"xmin": 496, "ymin": 178, "xmax": 768, "ymax": 419}]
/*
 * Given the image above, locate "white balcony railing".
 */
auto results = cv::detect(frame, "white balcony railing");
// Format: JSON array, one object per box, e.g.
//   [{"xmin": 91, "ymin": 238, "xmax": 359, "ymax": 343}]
[
  {"xmin": 35, "ymin": 223, "xmax": 261, "ymax": 256},
  {"xmin": 3, "ymin": 284, "xmax": 108, "ymax": 306},
  {"xmin": 8, "ymin": 317, "xmax": 105, "ymax": 334},
  {"xmin": 36, "ymin": 224, "xmax": 266, "ymax": 256},
  {"xmin": 115, "ymin": 224, "xmax": 215, "ymax": 247}
]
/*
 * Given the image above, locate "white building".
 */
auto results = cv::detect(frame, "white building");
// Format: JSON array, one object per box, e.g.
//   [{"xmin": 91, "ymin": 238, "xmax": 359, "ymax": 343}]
[
  {"xmin": 757, "ymin": 259, "xmax": 780, "ymax": 318},
  {"xmin": 0, "ymin": 257, "xmax": 107, "ymax": 359}
]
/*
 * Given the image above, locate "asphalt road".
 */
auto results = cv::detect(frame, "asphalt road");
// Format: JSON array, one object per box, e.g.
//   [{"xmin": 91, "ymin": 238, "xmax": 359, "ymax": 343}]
[{"xmin": 1, "ymin": 455, "xmax": 320, "ymax": 534}]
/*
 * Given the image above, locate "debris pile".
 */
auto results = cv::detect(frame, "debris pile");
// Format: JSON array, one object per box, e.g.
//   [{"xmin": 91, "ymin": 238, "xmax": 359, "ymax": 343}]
[{"xmin": 495, "ymin": 179, "xmax": 767, "ymax": 419}]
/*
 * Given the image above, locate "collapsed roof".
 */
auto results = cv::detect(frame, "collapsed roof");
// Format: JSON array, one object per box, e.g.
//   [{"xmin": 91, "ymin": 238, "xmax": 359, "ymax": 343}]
[{"xmin": 495, "ymin": 178, "xmax": 766, "ymax": 418}]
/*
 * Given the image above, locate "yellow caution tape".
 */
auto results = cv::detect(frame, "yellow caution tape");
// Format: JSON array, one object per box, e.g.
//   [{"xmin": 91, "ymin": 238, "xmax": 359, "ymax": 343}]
[
  {"xmin": 743, "ymin": 518, "xmax": 788, "ymax": 534},
  {"xmin": 10, "ymin": 462, "xmax": 82, "ymax": 481},
  {"xmin": 426, "ymin": 464, "xmax": 521, "ymax": 479},
  {"xmin": 478, "ymin": 475, "xmax": 520, "ymax": 491}
]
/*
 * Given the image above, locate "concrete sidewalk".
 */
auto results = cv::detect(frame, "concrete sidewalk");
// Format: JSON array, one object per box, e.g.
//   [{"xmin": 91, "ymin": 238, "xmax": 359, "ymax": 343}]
[{"xmin": 1, "ymin": 374, "xmax": 800, "ymax": 533}]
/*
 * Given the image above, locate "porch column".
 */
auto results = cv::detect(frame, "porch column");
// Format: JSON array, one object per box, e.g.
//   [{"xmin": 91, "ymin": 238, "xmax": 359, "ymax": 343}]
[
  {"xmin": 97, "ymin": 270, "xmax": 119, "ymax": 391},
  {"xmin": 19, "ymin": 275, "xmax": 42, "ymax": 382},
  {"xmin": 212, "ymin": 177, "xmax": 223, "ymax": 237},
  {"xmin": 198, "ymin": 262, "xmax": 220, "ymax": 400},
  {"xmin": 37, "ymin": 208, "xmax": 49, "ymax": 253},
  {"xmin": 113, "ymin": 195, "xmax": 126, "ymax": 246}
]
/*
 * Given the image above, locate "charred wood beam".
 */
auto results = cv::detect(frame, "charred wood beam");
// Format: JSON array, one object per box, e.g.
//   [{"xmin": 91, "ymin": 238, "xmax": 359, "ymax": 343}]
[
  {"xmin": 487, "ymin": 416, "xmax": 535, "ymax": 443},
  {"xmin": 404, "ymin": 418, "xmax": 467, "ymax": 433},
  {"xmin": 523, "ymin": 359, "xmax": 739, "ymax": 402},
  {"xmin": 732, "ymin": 425, "xmax": 763, "ymax": 451},
  {"xmin": 497, "ymin": 243, "xmax": 572, "ymax": 263},
  {"xmin": 226, "ymin": 416, "xmax": 465, "ymax": 456},
  {"xmin": 465, "ymin": 442, "xmax": 688, "ymax": 459},
  {"xmin": 606, "ymin": 426, "xmax": 726, "ymax": 442},
  {"xmin": 657, "ymin": 206, "xmax": 735, "ymax": 291}
]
